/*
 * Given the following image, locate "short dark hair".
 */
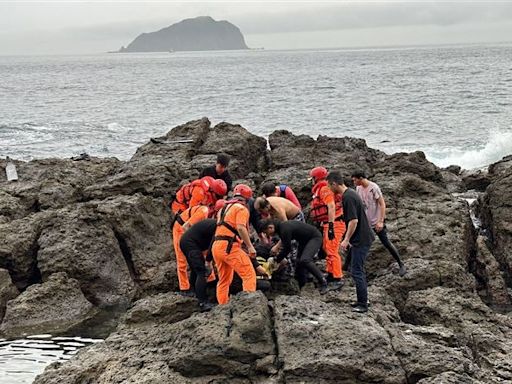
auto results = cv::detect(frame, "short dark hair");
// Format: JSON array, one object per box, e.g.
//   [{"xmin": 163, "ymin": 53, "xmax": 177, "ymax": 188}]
[
  {"xmin": 261, "ymin": 219, "xmax": 278, "ymax": 231},
  {"xmin": 326, "ymin": 171, "xmax": 345, "ymax": 185},
  {"xmin": 216, "ymin": 153, "xmax": 230, "ymax": 167},
  {"xmin": 255, "ymin": 197, "xmax": 270, "ymax": 210},
  {"xmin": 261, "ymin": 182, "xmax": 277, "ymax": 197},
  {"xmin": 351, "ymin": 170, "xmax": 367, "ymax": 179}
]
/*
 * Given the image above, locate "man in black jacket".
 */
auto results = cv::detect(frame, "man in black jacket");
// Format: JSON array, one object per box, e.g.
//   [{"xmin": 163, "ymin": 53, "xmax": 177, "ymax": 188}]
[
  {"xmin": 261, "ymin": 219, "xmax": 329, "ymax": 294},
  {"xmin": 200, "ymin": 153, "xmax": 233, "ymax": 192}
]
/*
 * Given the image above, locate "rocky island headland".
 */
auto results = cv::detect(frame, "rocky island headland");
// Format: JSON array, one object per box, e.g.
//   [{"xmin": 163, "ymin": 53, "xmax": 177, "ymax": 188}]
[
  {"xmin": 1, "ymin": 118, "xmax": 512, "ymax": 383},
  {"xmin": 118, "ymin": 16, "xmax": 249, "ymax": 53}
]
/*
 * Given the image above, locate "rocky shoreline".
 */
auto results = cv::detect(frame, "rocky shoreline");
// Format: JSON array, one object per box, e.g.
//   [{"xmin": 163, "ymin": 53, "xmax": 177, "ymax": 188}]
[{"xmin": 1, "ymin": 118, "xmax": 512, "ymax": 383}]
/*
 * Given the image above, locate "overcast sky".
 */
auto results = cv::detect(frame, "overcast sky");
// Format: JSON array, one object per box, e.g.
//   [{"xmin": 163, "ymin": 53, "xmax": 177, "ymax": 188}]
[{"xmin": 1, "ymin": 1, "xmax": 512, "ymax": 55}]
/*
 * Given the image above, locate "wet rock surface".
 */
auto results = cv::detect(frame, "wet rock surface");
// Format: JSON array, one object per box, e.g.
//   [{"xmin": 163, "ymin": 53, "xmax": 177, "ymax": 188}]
[{"xmin": 0, "ymin": 118, "xmax": 510, "ymax": 382}]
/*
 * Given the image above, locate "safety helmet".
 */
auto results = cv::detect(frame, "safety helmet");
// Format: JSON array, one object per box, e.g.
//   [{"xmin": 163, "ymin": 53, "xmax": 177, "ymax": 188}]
[
  {"xmin": 309, "ymin": 166, "xmax": 328, "ymax": 180},
  {"xmin": 214, "ymin": 199, "xmax": 227, "ymax": 212},
  {"xmin": 211, "ymin": 179, "xmax": 227, "ymax": 197},
  {"xmin": 201, "ymin": 176, "xmax": 215, "ymax": 187},
  {"xmin": 233, "ymin": 184, "xmax": 253, "ymax": 199}
]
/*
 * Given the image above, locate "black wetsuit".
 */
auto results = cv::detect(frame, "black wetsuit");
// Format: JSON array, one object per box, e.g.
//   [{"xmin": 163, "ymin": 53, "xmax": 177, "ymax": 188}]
[
  {"xmin": 275, "ymin": 221, "xmax": 325, "ymax": 288},
  {"xmin": 200, "ymin": 166, "xmax": 233, "ymax": 191},
  {"xmin": 180, "ymin": 219, "xmax": 216, "ymax": 302}
]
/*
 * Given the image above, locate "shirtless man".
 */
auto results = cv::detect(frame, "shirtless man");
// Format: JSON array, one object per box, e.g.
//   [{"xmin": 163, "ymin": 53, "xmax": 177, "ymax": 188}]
[{"xmin": 254, "ymin": 196, "xmax": 304, "ymax": 222}]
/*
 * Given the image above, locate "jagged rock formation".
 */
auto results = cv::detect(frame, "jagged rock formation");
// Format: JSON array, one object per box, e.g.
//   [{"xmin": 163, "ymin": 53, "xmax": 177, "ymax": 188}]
[
  {"xmin": 0, "ymin": 118, "xmax": 511, "ymax": 382},
  {"xmin": 119, "ymin": 16, "xmax": 248, "ymax": 52}
]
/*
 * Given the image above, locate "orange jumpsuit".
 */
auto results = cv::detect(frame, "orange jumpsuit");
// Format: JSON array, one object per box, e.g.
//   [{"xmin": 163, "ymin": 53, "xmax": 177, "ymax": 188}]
[
  {"xmin": 172, "ymin": 205, "xmax": 209, "ymax": 291},
  {"xmin": 211, "ymin": 202, "xmax": 256, "ymax": 305},
  {"xmin": 315, "ymin": 183, "xmax": 346, "ymax": 279}
]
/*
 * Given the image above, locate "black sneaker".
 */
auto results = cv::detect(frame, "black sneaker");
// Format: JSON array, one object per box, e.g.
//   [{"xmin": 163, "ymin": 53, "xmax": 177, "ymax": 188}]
[
  {"xmin": 319, "ymin": 283, "xmax": 329, "ymax": 295},
  {"xmin": 352, "ymin": 305, "xmax": 368, "ymax": 314},
  {"xmin": 199, "ymin": 302, "xmax": 215, "ymax": 312},
  {"xmin": 327, "ymin": 279, "xmax": 345, "ymax": 292},
  {"xmin": 350, "ymin": 301, "xmax": 371, "ymax": 308},
  {"xmin": 399, "ymin": 264, "xmax": 407, "ymax": 277},
  {"xmin": 179, "ymin": 290, "xmax": 195, "ymax": 298}
]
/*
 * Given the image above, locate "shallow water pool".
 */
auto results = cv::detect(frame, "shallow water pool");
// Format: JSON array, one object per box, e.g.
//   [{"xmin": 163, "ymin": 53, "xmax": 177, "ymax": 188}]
[{"xmin": 0, "ymin": 335, "xmax": 102, "ymax": 384}]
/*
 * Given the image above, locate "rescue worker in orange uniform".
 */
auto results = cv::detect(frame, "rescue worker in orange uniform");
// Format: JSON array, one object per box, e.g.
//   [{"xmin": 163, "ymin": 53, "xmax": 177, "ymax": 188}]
[
  {"xmin": 171, "ymin": 177, "xmax": 227, "ymax": 215},
  {"xmin": 173, "ymin": 204, "xmax": 210, "ymax": 295},
  {"xmin": 211, "ymin": 184, "xmax": 257, "ymax": 305},
  {"xmin": 309, "ymin": 166, "xmax": 346, "ymax": 291}
]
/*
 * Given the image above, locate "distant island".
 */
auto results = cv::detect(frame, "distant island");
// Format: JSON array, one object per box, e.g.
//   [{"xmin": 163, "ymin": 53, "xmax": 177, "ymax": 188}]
[{"xmin": 117, "ymin": 16, "xmax": 248, "ymax": 53}]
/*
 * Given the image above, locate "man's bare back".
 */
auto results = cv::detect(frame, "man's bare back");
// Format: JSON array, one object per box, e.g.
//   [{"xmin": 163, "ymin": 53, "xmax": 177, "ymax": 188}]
[{"xmin": 266, "ymin": 196, "xmax": 301, "ymax": 221}]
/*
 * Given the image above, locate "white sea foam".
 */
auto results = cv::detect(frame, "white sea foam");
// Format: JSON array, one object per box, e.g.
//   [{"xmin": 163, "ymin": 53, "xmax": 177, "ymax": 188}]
[{"xmin": 426, "ymin": 129, "xmax": 512, "ymax": 170}]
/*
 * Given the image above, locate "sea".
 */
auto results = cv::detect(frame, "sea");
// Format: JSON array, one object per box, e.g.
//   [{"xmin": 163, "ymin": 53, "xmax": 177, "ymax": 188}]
[
  {"xmin": 1, "ymin": 44, "xmax": 512, "ymax": 383},
  {"xmin": 1, "ymin": 44, "xmax": 512, "ymax": 170}
]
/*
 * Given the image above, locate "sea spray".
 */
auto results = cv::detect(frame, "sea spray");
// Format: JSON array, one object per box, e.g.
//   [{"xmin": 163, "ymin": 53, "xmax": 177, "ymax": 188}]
[{"xmin": 426, "ymin": 129, "xmax": 512, "ymax": 169}]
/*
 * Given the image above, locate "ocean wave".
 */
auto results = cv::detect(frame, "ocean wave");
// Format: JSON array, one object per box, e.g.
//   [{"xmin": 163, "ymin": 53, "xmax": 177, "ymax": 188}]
[{"xmin": 426, "ymin": 129, "xmax": 512, "ymax": 170}]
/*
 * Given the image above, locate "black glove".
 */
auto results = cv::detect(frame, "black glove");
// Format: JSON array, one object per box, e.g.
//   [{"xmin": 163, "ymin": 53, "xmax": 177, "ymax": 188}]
[{"xmin": 328, "ymin": 222, "xmax": 335, "ymax": 240}]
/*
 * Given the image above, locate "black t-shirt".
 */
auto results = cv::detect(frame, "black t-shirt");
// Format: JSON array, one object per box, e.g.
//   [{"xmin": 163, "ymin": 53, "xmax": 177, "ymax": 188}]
[
  {"xmin": 180, "ymin": 219, "xmax": 217, "ymax": 252},
  {"xmin": 248, "ymin": 198, "xmax": 263, "ymax": 233},
  {"xmin": 342, "ymin": 188, "xmax": 375, "ymax": 247},
  {"xmin": 276, "ymin": 221, "xmax": 322, "ymax": 262},
  {"xmin": 200, "ymin": 166, "xmax": 233, "ymax": 191}
]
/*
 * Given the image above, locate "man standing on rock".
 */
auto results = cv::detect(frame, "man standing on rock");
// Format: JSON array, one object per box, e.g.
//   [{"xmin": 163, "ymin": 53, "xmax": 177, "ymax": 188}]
[
  {"xmin": 261, "ymin": 182, "xmax": 302, "ymax": 210},
  {"xmin": 200, "ymin": 153, "xmax": 233, "ymax": 192},
  {"xmin": 211, "ymin": 184, "xmax": 257, "ymax": 305},
  {"xmin": 309, "ymin": 166, "xmax": 346, "ymax": 291},
  {"xmin": 351, "ymin": 170, "xmax": 406, "ymax": 277},
  {"xmin": 327, "ymin": 171, "xmax": 374, "ymax": 313}
]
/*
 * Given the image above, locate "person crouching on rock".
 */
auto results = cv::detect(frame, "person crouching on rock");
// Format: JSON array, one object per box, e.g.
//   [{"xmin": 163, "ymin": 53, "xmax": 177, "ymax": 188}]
[
  {"xmin": 179, "ymin": 201, "xmax": 227, "ymax": 312},
  {"xmin": 171, "ymin": 177, "xmax": 227, "ymax": 215},
  {"xmin": 172, "ymin": 204, "xmax": 210, "ymax": 296},
  {"xmin": 254, "ymin": 196, "xmax": 305, "ymax": 222},
  {"xmin": 200, "ymin": 153, "xmax": 233, "ymax": 192},
  {"xmin": 351, "ymin": 170, "xmax": 407, "ymax": 277},
  {"xmin": 327, "ymin": 171, "xmax": 375, "ymax": 314},
  {"xmin": 261, "ymin": 181, "xmax": 302, "ymax": 210},
  {"xmin": 309, "ymin": 166, "xmax": 346, "ymax": 291},
  {"xmin": 261, "ymin": 219, "xmax": 329, "ymax": 294},
  {"xmin": 211, "ymin": 184, "xmax": 257, "ymax": 305}
]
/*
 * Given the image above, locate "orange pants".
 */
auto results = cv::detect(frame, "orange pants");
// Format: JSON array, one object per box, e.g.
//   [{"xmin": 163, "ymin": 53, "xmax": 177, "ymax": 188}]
[
  {"xmin": 172, "ymin": 226, "xmax": 190, "ymax": 291},
  {"xmin": 211, "ymin": 241, "xmax": 256, "ymax": 305},
  {"xmin": 323, "ymin": 221, "xmax": 346, "ymax": 279}
]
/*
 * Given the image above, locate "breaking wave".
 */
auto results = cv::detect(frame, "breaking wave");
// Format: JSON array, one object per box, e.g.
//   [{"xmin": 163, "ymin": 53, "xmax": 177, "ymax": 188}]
[{"xmin": 426, "ymin": 129, "xmax": 512, "ymax": 170}]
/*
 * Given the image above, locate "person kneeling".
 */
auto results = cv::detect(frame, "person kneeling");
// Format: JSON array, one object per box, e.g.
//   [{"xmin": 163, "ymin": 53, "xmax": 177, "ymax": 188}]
[{"xmin": 261, "ymin": 219, "xmax": 329, "ymax": 294}]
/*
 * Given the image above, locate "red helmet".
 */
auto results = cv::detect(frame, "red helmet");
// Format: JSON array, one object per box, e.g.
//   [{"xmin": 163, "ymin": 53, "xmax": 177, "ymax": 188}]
[
  {"xmin": 211, "ymin": 179, "xmax": 227, "ymax": 197},
  {"xmin": 201, "ymin": 176, "xmax": 215, "ymax": 188},
  {"xmin": 309, "ymin": 166, "xmax": 328, "ymax": 180},
  {"xmin": 233, "ymin": 184, "xmax": 253, "ymax": 199},
  {"xmin": 214, "ymin": 199, "xmax": 227, "ymax": 212}
]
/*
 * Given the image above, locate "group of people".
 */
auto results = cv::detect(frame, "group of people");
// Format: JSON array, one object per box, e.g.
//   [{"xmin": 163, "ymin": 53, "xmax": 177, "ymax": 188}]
[{"xmin": 170, "ymin": 154, "xmax": 406, "ymax": 314}]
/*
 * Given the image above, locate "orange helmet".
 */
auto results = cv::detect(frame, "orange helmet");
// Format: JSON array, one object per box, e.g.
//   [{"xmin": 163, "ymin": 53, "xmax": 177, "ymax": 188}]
[
  {"xmin": 211, "ymin": 179, "xmax": 227, "ymax": 197},
  {"xmin": 201, "ymin": 176, "xmax": 215, "ymax": 188},
  {"xmin": 233, "ymin": 184, "xmax": 253, "ymax": 199},
  {"xmin": 214, "ymin": 199, "xmax": 227, "ymax": 212},
  {"xmin": 309, "ymin": 166, "xmax": 328, "ymax": 180}
]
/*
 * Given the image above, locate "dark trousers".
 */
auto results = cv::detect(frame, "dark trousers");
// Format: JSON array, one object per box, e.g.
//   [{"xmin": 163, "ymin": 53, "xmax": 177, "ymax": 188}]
[
  {"xmin": 296, "ymin": 236, "xmax": 325, "ymax": 288},
  {"xmin": 350, "ymin": 245, "xmax": 371, "ymax": 307},
  {"xmin": 182, "ymin": 246, "xmax": 208, "ymax": 302},
  {"xmin": 375, "ymin": 226, "xmax": 403, "ymax": 266}
]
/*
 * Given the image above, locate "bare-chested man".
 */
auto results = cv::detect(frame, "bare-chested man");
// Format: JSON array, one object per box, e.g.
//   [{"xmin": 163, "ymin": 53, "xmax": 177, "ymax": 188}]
[{"xmin": 254, "ymin": 196, "xmax": 304, "ymax": 222}]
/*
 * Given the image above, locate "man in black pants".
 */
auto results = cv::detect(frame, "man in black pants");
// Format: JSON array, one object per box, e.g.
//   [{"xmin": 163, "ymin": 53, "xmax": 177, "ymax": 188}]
[
  {"xmin": 179, "ymin": 219, "xmax": 217, "ymax": 312},
  {"xmin": 327, "ymin": 171, "xmax": 375, "ymax": 313},
  {"xmin": 261, "ymin": 219, "xmax": 329, "ymax": 294},
  {"xmin": 351, "ymin": 170, "xmax": 406, "ymax": 276}
]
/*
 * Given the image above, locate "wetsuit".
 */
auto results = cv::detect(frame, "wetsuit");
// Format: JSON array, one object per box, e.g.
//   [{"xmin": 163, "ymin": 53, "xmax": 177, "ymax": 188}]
[
  {"xmin": 179, "ymin": 219, "xmax": 216, "ymax": 303},
  {"xmin": 275, "ymin": 221, "xmax": 325, "ymax": 288}
]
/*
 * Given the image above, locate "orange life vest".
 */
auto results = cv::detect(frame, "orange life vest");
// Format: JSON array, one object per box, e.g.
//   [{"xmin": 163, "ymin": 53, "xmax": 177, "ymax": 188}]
[
  {"xmin": 174, "ymin": 176, "xmax": 215, "ymax": 209},
  {"xmin": 310, "ymin": 180, "xmax": 343, "ymax": 223}
]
